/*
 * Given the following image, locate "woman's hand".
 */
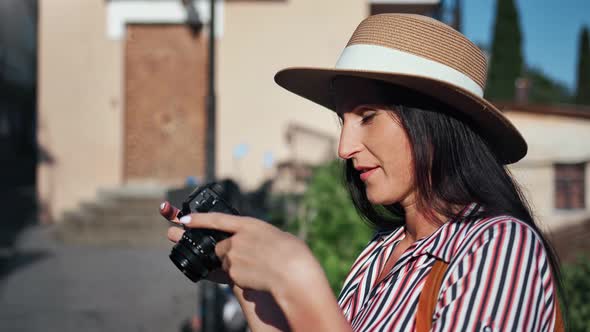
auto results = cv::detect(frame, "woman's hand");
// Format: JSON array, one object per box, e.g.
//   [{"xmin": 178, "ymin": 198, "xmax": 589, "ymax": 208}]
[
  {"xmin": 159, "ymin": 201, "xmax": 351, "ymax": 332},
  {"xmin": 159, "ymin": 202, "xmax": 231, "ymax": 284},
  {"xmin": 161, "ymin": 201, "xmax": 322, "ymax": 293}
]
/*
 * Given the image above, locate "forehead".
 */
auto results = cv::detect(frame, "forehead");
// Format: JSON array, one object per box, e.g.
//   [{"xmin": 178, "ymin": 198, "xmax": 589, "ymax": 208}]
[{"xmin": 332, "ymin": 77, "xmax": 390, "ymax": 113}]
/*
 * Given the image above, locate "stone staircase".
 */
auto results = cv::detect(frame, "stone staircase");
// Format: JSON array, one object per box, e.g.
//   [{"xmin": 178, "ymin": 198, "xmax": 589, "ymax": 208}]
[{"xmin": 55, "ymin": 184, "xmax": 175, "ymax": 248}]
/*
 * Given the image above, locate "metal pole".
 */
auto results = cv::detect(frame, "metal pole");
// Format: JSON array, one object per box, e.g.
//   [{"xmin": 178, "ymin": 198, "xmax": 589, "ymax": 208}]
[
  {"xmin": 202, "ymin": 281, "xmax": 221, "ymax": 332},
  {"xmin": 205, "ymin": 0, "xmax": 216, "ymax": 183},
  {"xmin": 202, "ymin": 1, "xmax": 220, "ymax": 331}
]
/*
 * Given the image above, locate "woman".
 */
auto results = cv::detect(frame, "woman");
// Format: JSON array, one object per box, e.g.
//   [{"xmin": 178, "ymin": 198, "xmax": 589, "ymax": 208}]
[{"xmin": 160, "ymin": 14, "xmax": 565, "ymax": 331}]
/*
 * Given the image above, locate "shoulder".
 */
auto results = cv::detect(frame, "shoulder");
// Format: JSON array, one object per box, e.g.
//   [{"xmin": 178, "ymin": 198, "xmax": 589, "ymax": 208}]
[
  {"xmin": 452, "ymin": 215, "xmax": 547, "ymax": 261},
  {"xmin": 467, "ymin": 215, "xmax": 543, "ymax": 244},
  {"xmin": 440, "ymin": 215, "xmax": 556, "ymax": 296},
  {"xmin": 435, "ymin": 216, "xmax": 559, "ymax": 331}
]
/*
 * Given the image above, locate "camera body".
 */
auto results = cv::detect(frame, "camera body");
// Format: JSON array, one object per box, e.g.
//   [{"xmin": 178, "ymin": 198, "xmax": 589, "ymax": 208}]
[{"xmin": 169, "ymin": 183, "xmax": 240, "ymax": 282}]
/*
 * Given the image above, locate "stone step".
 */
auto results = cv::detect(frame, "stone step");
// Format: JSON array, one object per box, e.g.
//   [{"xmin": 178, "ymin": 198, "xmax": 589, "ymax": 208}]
[
  {"xmin": 55, "ymin": 183, "xmax": 177, "ymax": 248},
  {"xmin": 58, "ymin": 210, "xmax": 170, "ymax": 246},
  {"xmin": 61, "ymin": 210, "xmax": 93, "ymax": 228},
  {"xmin": 56, "ymin": 213, "xmax": 171, "ymax": 247},
  {"xmin": 78, "ymin": 201, "xmax": 162, "ymax": 219},
  {"xmin": 54, "ymin": 224, "xmax": 172, "ymax": 248},
  {"xmin": 97, "ymin": 183, "xmax": 167, "ymax": 200},
  {"xmin": 103, "ymin": 197, "xmax": 165, "ymax": 209},
  {"xmin": 62, "ymin": 211, "xmax": 167, "ymax": 229}
]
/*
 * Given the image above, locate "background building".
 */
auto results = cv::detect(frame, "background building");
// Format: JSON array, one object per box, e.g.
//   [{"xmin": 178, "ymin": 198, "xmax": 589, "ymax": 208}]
[
  {"xmin": 36, "ymin": 0, "xmax": 442, "ymax": 225},
  {"xmin": 504, "ymin": 104, "xmax": 590, "ymax": 231},
  {"xmin": 35, "ymin": 0, "xmax": 590, "ymax": 237}
]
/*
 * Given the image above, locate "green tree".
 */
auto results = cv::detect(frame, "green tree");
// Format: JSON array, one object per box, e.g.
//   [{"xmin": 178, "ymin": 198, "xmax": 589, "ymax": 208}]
[
  {"xmin": 486, "ymin": 0, "xmax": 524, "ymax": 102},
  {"xmin": 525, "ymin": 67, "xmax": 572, "ymax": 104},
  {"xmin": 287, "ymin": 160, "xmax": 374, "ymax": 294},
  {"xmin": 562, "ymin": 255, "xmax": 590, "ymax": 331},
  {"xmin": 575, "ymin": 26, "xmax": 590, "ymax": 105}
]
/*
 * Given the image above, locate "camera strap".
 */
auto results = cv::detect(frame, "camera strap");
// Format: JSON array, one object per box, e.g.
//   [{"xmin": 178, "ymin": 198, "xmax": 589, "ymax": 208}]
[{"xmin": 415, "ymin": 260, "xmax": 565, "ymax": 332}]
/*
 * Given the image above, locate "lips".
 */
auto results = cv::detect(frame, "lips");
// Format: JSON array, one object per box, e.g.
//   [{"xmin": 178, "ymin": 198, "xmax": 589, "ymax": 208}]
[{"xmin": 359, "ymin": 167, "xmax": 379, "ymax": 181}]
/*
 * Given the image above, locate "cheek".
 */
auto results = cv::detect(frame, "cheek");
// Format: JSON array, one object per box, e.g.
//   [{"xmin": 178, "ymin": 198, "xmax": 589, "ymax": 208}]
[
  {"xmin": 364, "ymin": 116, "xmax": 416, "ymax": 204},
  {"xmin": 375, "ymin": 142, "xmax": 415, "ymax": 202},
  {"xmin": 380, "ymin": 137, "xmax": 413, "ymax": 179},
  {"xmin": 381, "ymin": 164, "xmax": 414, "ymax": 196}
]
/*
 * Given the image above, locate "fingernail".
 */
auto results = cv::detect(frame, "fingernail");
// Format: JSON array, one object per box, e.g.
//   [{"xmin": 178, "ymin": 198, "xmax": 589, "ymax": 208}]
[
  {"xmin": 160, "ymin": 202, "xmax": 166, "ymax": 210},
  {"xmin": 179, "ymin": 215, "xmax": 191, "ymax": 224}
]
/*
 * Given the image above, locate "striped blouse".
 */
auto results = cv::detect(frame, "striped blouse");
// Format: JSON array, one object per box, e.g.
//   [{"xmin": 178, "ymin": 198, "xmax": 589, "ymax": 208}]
[{"xmin": 337, "ymin": 204, "xmax": 558, "ymax": 331}]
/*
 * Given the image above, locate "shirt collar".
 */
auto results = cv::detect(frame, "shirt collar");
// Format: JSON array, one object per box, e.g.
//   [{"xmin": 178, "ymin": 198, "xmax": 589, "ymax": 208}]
[
  {"xmin": 374, "ymin": 226, "xmax": 405, "ymax": 247},
  {"xmin": 410, "ymin": 202, "xmax": 482, "ymax": 263}
]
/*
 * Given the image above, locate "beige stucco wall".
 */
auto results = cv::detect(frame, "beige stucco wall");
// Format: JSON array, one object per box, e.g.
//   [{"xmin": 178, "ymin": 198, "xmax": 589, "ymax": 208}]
[
  {"xmin": 217, "ymin": 0, "xmax": 365, "ymax": 190},
  {"xmin": 37, "ymin": 0, "xmax": 123, "ymax": 222},
  {"xmin": 37, "ymin": 0, "xmax": 365, "ymax": 221},
  {"xmin": 507, "ymin": 111, "xmax": 590, "ymax": 231}
]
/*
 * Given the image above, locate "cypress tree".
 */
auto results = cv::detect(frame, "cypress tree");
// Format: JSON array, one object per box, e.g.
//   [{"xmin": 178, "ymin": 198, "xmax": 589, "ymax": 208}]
[
  {"xmin": 575, "ymin": 26, "xmax": 590, "ymax": 105},
  {"xmin": 485, "ymin": 0, "xmax": 524, "ymax": 102}
]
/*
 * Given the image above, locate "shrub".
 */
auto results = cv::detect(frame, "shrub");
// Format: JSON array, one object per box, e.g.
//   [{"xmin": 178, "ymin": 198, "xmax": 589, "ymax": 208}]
[
  {"xmin": 286, "ymin": 160, "xmax": 374, "ymax": 294},
  {"xmin": 562, "ymin": 254, "xmax": 590, "ymax": 331}
]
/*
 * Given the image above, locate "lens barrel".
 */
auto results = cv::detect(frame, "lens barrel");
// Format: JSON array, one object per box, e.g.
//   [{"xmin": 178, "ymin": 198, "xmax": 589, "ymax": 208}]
[{"xmin": 170, "ymin": 229, "xmax": 227, "ymax": 282}]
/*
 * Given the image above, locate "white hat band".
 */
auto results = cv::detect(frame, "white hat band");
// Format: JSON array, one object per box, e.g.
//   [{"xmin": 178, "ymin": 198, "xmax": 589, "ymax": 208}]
[{"xmin": 335, "ymin": 44, "xmax": 484, "ymax": 98}]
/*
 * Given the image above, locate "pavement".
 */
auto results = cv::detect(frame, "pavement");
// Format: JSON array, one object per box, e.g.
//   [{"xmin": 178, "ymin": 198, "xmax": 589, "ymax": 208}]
[{"xmin": 0, "ymin": 225, "xmax": 201, "ymax": 332}]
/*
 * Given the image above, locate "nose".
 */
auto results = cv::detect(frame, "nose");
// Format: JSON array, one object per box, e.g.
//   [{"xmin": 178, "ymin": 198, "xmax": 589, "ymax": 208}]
[{"xmin": 337, "ymin": 120, "xmax": 363, "ymax": 160}]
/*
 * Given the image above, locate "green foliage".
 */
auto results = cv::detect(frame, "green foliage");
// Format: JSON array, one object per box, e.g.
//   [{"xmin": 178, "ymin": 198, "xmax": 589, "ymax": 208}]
[
  {"xmin": 525, "ymin": 67, "xmax": 572, "ymax": 104},
  {"xmin": 575, "ymin": 26, "xmax": 590, "ymax": 105},
  {"xmin": 287, "ymin": 160, "xmax": 374, "ymax": 294},
  {"xmin": 486, "ymin": 0, "xmax": 524, "ymax": 102},
  {"xmin": 562, "ymin": 254, "xmax": 590, "ymax": 331}
]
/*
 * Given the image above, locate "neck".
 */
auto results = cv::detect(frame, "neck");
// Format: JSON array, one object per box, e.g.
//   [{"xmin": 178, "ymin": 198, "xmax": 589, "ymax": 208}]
[{"xmin": 401, "ymin": 201, "xmax": 445, "ymax": 242}]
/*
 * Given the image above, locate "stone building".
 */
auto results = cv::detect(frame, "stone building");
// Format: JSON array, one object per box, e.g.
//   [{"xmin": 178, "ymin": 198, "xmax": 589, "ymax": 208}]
[
  {"xmin": 35, "ymin": 0, "xmax": 590, "ymax": 255},
  {"xmin": 37, "ymin": 0, "xmax": 442, "ymax": 227},
  {"xmin": 502, "ymin": 104, "xmax": 590, "ymax": 230}
]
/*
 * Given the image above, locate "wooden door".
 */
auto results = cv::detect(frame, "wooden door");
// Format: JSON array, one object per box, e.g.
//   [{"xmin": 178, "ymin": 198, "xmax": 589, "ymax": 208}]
[{"xmin": 124, "ymin": 24, "xmax": 208, "ymax": 184}]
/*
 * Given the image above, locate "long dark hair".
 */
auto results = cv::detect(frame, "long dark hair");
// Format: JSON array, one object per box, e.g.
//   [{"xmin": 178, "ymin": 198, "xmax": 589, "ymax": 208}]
[{"xmin": 337, "ymin": 78, "xmax": 567, "ymax": 321}]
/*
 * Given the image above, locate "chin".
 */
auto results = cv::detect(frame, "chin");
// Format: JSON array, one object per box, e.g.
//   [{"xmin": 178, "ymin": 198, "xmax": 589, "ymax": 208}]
[{"xmin": 366, "ymin": 189, "xmax": 397, "ymax": 206}]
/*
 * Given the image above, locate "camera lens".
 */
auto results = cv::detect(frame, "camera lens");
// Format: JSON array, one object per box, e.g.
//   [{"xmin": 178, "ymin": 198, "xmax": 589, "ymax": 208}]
[{"xmin": 169, "ymin": 229, "xmax": 224, "ymax": 282}]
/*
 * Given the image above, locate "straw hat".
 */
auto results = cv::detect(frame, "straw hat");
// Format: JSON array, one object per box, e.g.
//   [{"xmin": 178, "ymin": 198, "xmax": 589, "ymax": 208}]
[{"xmin": 274, "ymin": 14, "xmax": 527, "ymax": 164}]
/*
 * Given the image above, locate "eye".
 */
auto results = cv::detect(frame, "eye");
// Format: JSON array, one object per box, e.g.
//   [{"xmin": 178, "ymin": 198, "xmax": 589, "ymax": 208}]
[{"xmin": 360, "ymin": 110, "xmax": 377, "ymax": 124}]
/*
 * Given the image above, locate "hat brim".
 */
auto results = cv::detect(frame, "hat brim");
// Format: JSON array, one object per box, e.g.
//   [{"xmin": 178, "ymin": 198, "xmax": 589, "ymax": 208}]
[{"xmin": 274, "ymin": 67, "xmax": 527, "ymax": 164}]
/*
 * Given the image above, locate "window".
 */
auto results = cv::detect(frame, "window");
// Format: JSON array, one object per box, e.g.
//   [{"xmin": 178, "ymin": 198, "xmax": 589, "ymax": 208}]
[{"xmin": 555, "ymin": 163, "xmax": 586, "ymax": 210}]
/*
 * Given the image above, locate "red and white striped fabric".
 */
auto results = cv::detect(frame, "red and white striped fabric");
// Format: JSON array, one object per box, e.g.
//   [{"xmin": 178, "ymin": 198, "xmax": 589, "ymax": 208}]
[{"xmin": 337, "ymin": 203, "xmax": 558, "ymax": 331}]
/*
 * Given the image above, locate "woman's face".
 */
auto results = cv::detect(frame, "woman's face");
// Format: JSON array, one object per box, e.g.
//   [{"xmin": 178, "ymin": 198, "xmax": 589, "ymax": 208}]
[{"xmin": 334, "ymin": 78, "xmax": 416, "ymax": 206}]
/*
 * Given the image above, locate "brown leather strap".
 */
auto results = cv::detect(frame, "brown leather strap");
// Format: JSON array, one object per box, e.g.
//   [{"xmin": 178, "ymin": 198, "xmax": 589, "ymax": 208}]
[
  {"xmin": 555, "ymin": 298, "xmax": 565, "ymax": 332},
  {"xmin": 416, "ymin": 260, "xmax": 448, "ymax": 332},
  {"xmin": 415, "ymin": 260, "xmax": 566, "ymax": 332}
]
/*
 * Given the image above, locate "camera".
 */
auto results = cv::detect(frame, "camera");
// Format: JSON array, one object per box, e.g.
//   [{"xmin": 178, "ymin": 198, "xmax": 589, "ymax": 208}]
[{"xmin": 169, "ymin": 183, "xmax": 240, "ymax": 282}]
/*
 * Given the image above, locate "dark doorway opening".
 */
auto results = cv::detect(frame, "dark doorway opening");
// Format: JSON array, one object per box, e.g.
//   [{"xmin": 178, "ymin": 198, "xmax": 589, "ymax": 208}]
[{"xmin": 0, "ymin": 0, "xmax": 38, "ymax": 248}]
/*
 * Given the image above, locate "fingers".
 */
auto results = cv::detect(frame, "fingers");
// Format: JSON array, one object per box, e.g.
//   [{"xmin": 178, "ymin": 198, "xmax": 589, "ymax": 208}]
[
  {"xmin": 160, "ymin": 201, "xmax": 181, "ymax": 222},
  {"xmin": 178, "ymin": 212, "xmax": 255, "ymax": 233},
  {"xmin": 167, "ymin": 226, "xmax": 184, "ymax": 243},
  {"xmin": 216, "ymin": 240, "xmax": 232, "ymax": 274},
  {"xmin": 215, "ymin": 237, "xmax": 231, "ymax": 257}
]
